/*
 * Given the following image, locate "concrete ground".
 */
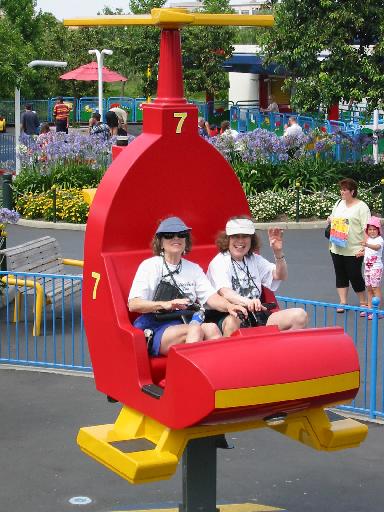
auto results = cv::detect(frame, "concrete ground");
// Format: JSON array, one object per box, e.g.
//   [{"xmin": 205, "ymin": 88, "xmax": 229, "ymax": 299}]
[{"xmin": 0, "ymin": 367, "xmax": 382, "ymax": 512}]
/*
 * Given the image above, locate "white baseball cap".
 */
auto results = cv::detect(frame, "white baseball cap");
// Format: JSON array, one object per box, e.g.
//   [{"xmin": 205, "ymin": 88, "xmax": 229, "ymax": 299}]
[{"xmin": 225, "ymin": 218, "xmax": 255, "ymax": 236}]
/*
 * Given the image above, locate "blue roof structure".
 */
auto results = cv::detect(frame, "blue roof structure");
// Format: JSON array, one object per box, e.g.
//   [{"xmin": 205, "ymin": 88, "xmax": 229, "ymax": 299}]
[{"xmin": 222, "ymin": 53, "xmax": 286, "ymax": 75}]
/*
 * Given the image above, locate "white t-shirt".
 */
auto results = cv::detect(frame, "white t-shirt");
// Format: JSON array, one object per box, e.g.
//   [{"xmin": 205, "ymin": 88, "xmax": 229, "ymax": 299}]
[
  {"xmin": 222, "ymin": 128, "xmax": 239, "ymax": 138},
  {"xmin": 128, "ymin": 256, "xmax": 216, "ymax": 305},
  {"xmin": 206, "ymin": 252, "xmax": 280, "ymax": 299},
  {"xmin": 284, "ymin": 124, "xmax": 303, "ymax": 137},
  {"xmin": 364, "ymin": 236, "xmax": 384, "ymax": 270}
]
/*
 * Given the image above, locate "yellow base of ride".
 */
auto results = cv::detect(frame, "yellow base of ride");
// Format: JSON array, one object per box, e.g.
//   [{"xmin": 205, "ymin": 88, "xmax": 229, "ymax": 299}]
[{"xmin": 77, "ymin": 405, "xmax": 368, "ymax": 484}]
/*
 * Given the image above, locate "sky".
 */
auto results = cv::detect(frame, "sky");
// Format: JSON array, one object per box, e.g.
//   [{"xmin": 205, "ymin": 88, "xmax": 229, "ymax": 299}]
[{"xmin": 35, "ymin": 0, "xmax": 183, "ymax": 20}]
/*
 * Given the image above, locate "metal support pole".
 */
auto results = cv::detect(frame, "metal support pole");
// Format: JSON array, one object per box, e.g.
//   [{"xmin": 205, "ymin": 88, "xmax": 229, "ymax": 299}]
[
  {"xmin": 52, "ymin": 186, "xmax": 57, "ymax": 223},
  {"xmin": 15, "ymin": 87, "xmax": 21, "ymax": 174},
  {"xmin": 179, "ymin": 436, "xmax": 220, "ymax": 512},
  {"xmin": 2, "ymin": 173, "xmax": 13, "ymax": 210},
  {"xmin": 369, "ymin": 296, "xmax": 380, "ymax": 419},
  {"xmin": 381, "ymin": 178, "xmax": 384, "ymax": 219},
  {"xmin": 373, "ymin": 109, "xmax": 379, "ymax": 165},
  {"xmin": 89, "ymin": 49, "xmax": 113, "ymax": 122},
  {"xmin": 295, "ymin": 181, "xmax": 300, "ymax": 223},
  {"xmin": 0, "ymin": 233, "xmax": 6, "ymax": 271}
]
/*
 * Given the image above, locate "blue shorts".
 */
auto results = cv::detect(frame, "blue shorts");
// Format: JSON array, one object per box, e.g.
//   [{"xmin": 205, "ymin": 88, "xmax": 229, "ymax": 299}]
[{"xmin": 133, "ymin": 313, "xmax": 184, "ymax": 356}]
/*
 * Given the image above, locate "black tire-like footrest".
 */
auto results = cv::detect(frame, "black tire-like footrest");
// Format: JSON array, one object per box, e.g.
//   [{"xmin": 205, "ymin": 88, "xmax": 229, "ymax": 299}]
[{"xmin": 142, "ymin": 384, "xmax": 164, "ymax": 399}]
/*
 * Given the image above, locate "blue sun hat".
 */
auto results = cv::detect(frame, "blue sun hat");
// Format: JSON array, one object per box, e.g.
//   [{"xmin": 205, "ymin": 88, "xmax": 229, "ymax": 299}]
[{"xmin": 156, "ymin": 216, "xmax": 191, "ymax": 234}]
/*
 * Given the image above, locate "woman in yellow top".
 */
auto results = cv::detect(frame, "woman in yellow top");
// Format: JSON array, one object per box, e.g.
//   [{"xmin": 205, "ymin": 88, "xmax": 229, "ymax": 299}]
[{"xmin": 327, "ymin": 178, "xmax": 370, "ymax": 312}]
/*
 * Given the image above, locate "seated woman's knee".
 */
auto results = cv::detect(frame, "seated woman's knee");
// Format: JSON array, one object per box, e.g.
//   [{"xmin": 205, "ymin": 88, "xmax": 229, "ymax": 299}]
[
  {"xmin": 202, "ymin": 322, "xmax": 222, "ymax": 339},
  {"xmin": 222, "ymin": 315, "xmax": 241, "ymax": 336},
  {"xmin": 293, "ymin": 308, "xmax": 308, "ymax": 328},
  {"xmin": 186, "ymin": 322, "xmax": 205, "ymax": 342},
  {"xmin": 267, "ymin": 308, "xmax": 307, "ymax": 330},
  {"xmin": 283, "ymin": 308, "xmax": 308, "ymax": 329}
]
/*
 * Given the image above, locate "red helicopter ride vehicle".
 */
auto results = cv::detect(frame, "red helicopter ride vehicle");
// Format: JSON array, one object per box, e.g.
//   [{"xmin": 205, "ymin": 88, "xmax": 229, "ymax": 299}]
[{"xmin": 66, "ymin": 8, "xmax": 367, "ymax": 486}]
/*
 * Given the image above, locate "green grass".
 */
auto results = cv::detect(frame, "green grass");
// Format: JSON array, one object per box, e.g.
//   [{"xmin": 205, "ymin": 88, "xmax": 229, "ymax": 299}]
[{"xmin": 105, "ymin": 75, "xmax": 143, "ymax": 99}]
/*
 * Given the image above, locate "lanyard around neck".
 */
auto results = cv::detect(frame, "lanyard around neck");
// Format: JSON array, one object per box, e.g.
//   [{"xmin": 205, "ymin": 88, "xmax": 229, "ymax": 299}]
[{"xmin": 231, "ymin": 257, "xmax": 261, "ymax": 298}]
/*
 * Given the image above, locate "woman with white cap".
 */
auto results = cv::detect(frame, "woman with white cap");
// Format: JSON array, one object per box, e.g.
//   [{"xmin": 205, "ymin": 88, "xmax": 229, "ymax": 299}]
[
  {"xmin": 128, "ymin": 216, "xmax": 246, "ymax": 356},
  {"xmin": 206, "ymin": 216, "xmax": 308, "ymax": 336}
]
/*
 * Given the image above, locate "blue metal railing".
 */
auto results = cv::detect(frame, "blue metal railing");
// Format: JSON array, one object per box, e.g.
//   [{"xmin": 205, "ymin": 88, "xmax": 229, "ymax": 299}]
[
  {"xmin": 277, "ymin": 296, "xmax": 384, "ymax": 420},
  {"xmin": 0, "ymin": 270, "xmax": 89, "ymax": 372},
  {"xmin": 0, "ymin": 270, "xmax": 383, "ymax": 419},
  {"xmin": 0, "ymin": 134, "xmax": 16, "ymax": 167}
]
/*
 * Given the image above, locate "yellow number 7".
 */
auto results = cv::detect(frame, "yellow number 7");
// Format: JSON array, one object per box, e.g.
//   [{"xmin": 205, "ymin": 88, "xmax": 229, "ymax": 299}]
[
  {"xmin": 174, "ymin": 112, "xmax": 187, "ymax": 133},
  {"xmin": 91, "ymin": 271, "xmax": 101, "ymax": 299}
]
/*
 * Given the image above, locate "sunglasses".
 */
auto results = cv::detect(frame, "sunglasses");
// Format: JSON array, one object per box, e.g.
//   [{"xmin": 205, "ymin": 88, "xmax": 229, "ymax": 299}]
[{"xmin": 161, "ymin": 231, "xmax": 189, "ymax": 239}]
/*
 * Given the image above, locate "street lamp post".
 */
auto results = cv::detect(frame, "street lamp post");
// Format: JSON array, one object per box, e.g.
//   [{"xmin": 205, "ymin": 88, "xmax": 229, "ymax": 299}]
[
  {"xmin": 88, "ymin": 49, "xmax": 113, "ymax": 122},
  {"xmin": 15, "ymin": 60, "xmax": 67, "ymax": 174}
]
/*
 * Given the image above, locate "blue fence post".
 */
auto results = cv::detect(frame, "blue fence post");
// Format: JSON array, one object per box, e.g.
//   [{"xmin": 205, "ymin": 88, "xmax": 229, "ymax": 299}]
[
  {"xmin": 381, "ymin": 178, "xmax": 384, "ymax": 219},
  {"xmin": 369, "ymin": 296, "xmax": 380, "ymax": 419}
]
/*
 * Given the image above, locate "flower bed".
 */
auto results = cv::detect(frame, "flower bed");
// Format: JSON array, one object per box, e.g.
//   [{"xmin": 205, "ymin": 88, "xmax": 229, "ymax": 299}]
[
  {"xmin": 16, "ymin": 189, "xmax": 89, "ymax": 224},
  {"xmin": 12, "ymin": 128, "xmax": 383, "ymax": 224}
]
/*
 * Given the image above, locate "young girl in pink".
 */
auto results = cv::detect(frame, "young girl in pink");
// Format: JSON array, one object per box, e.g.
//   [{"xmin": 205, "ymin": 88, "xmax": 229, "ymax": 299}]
[{"xmin": 360, "ymin": 216, "xmax": 383, "ymax": 319}]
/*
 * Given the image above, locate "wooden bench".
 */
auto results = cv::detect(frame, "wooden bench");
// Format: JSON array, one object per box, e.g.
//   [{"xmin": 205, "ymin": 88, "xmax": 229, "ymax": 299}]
[{"xmin": 0, "ymin": 236, "xmax": 84, "ymax": 335}]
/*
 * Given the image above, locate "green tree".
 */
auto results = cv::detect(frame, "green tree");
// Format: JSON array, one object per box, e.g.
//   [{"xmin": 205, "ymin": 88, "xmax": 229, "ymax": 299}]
[
  {"xmin": 261, "ymin": 0, "xmax": 384, "ymax": 112},
  {"xmin": 129, "ymin": 0, "xmax": 165, "ymax": 13},
  {"xmin": 182, "ymin": 0, "xmax": 235, "ymax": 102},
  {"xmin": 0, "ymin": 0, "xmax": 39, "ymax": 43},
  {"xmin": 0, "ymin": 17, "xmax": 33, "ymax": 98}
]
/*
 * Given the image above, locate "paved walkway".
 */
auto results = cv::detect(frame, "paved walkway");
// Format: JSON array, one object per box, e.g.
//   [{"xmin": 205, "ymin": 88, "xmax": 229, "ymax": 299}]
[
  {"xmin": 16, "ymin": 218, "xmax": 328, "ymax": 231},
  {"xmin": 0, "ymin": 366, "xmax": 382, "ymax": 512}
]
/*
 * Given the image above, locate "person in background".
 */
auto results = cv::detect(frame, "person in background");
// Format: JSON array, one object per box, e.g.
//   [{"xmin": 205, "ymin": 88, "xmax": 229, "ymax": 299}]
[
  {"xmin": 89, "ymin": 112, "xmax": 111, "ymax": 139},
  {"xmin": 208, "ymin": 124, "xmax": 218, "ymax": 137},
  {"xmin": 260, "ymin": 95, "xmax": 279, "ymax": 113},
  {"xmin": 105, "ymin": 109, "xmax": 119, "ymax": 136},
  {"xmin": 109, "ymin": 104, "xmax": 128, "ymax": 135},
  {"xmin": 37, "ymin": 122, "xmax": 51, "ymax": 143},
  {"xmin": 327, "ymin": 178, "xmax": 370, "ymax": 312},
  {"xmin": 198, "ymin": 117, "xmax": 210, "ymax": 138},
  {"xmin": 53, "ymin": 97, "xmax": 71, "ymax": 134},
  {"xmin": 128, "ymin": 216, "xmax": 246, "ymax": 356},
  {"xmin": 21, "ymin": 104, "xmax": 39, "ymax": 135},
  {"xmin": 284, "ymin": 117, "xmax": 303, "ymax": 137},
  {"xmin": 220, "ymin": 120, "xmax": 238, "ymax": 138},
  {"xmin": 36, "ymin": 122, "xmax": 52, "ymax": 160},
  {"xmin": 206, "ymin": 216, "xmax": 307, "ymax": 336},
  {"xmin": 39, "ymin": 122, "xmax": 51, "ymax": 135},
  {"xmin": 359, "ymin": 216, "xmax": 384, "ymax": 319}
]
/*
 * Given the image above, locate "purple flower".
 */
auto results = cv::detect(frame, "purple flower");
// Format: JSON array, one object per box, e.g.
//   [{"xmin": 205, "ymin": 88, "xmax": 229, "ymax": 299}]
[
  {"xmin": 18, "ymin": 132, "xmax": 135, "ymax": 170},
  {"xmin": 0, "ymin": 208, "xmax": 20, "ymax": 224}
]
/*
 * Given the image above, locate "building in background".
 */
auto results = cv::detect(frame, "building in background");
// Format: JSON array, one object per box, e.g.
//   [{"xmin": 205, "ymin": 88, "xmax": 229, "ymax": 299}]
[{"xmin": 223, "ymin": 45, "xmax": 291, "ymax": 111}]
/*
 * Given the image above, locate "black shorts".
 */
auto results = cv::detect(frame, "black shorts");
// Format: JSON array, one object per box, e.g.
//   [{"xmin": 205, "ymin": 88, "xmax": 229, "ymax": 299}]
[
  {"xmin": 330, "ymin": 251, "xmax": 365, "ymax": 292},
  {"xmin": 204, "ymin": 310, "xmax": 227, "ymax": 332},
  {"xmin": 55, "ymin": 119, "xmax": 68, "ymax": 133}
]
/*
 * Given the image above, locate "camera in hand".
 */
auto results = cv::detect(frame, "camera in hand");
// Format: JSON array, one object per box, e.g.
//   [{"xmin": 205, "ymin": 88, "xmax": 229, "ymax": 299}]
[
  {"xmin": 238, "ymin": 302, "xmax": 277, "ymax": 327},
  {"xmin": 154, "ymin": 302, "xmax": 201, "ymax": 321}
]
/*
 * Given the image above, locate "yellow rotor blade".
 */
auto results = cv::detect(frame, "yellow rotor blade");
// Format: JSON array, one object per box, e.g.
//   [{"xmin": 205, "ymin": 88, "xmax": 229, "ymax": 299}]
[{"xmin": 64, "ymin": 8, "xmax": 274, "ymax": 29}]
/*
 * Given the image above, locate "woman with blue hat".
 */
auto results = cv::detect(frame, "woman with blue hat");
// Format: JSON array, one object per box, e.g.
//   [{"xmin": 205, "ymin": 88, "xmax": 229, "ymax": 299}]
[{"xmin": 128, "ymin": 216, "xmax": 246, "ymax": 356}]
